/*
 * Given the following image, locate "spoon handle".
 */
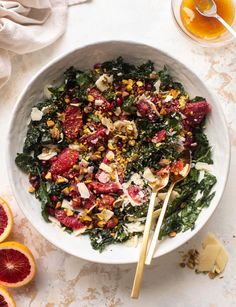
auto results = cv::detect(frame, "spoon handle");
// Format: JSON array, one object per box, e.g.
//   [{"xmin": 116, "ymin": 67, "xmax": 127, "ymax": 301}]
[
  {"xmin": 145, "ymin": 182, "xmax": 175, "ymax": 265},
  {"xmin": 216, "ymin": 14, "xmax": 236, "ymax": 39},
  {"xmin": 131, "ymin": 192, "xmax": 157, "ymax": 299}
]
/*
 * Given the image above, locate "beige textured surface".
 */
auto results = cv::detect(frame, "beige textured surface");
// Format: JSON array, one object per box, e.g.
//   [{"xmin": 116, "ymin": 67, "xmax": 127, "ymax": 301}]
[{"xmin": 0, "ymin": 0, "xmax": 236, "ymax": 306}]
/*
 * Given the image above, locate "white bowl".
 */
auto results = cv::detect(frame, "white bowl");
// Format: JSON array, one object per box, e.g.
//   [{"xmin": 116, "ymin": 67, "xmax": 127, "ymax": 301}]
[{"xmin": 7, "ymin": 41, "xmax": 230, "ymax": 264}]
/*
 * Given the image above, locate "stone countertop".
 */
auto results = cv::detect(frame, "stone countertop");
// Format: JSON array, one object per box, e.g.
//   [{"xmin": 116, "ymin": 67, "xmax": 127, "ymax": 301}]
[{"xmin": 0, "ymin": 0, "xmax": 236, "ymax": 306}]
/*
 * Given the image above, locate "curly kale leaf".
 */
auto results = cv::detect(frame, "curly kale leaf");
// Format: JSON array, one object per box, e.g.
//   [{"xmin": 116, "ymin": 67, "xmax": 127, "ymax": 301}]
[{"xmin": 158, "ymin": 66, "xmax": 185, "ymax": 94}]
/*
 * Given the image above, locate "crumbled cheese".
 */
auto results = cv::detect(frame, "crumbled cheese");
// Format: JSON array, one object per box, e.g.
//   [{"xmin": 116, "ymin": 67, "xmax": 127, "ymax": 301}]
[
  {"xmin": 154, "ymin": 79, "xmax": 161, "ymax": 92},
  {"xmin": 61, "ymin": 199, "xmax": 73, "ymax": 210},
  {"xmin": 196, "ymin": 233, "xmax": 228, "ymax": 274},
  {"xmin": 125, "ymin": 222, "xmax": 145, "ymax": 233},
  {"xmin": 43, "ymin": 84, "xmax": 53, "ymax": 99},
  {"xmin": 31, "ymin": 107, "xmax": 43, "ymax": 121},
  {"xmin": 95, "ymin": 74, "xmax": 113, "ymax": 92},
  {"xmin": 143, "ymin": 167, "xmax": 156, "ymax": 183},
  {"xmin": 69, "ymin": 144, "xmax": 80, "ymax": 151},
  {"xmin": 37, "ymin": 149, "xmax": 57, "ymax": 160},
  {"xmin": 41, "ymin": 105, "xmax": 52, "ymax": 114},
  {"xmin": 195, "ymin": 162, "xmax": 213, "ymax": 172},
  {"xmin": 164, "ymin": 95, "xmax": 173, "ymax": 102},
  {"xmin": 99, "ymin": 162, "xmax": 112, "ymax": 173},
  {"xmin": 97, "ymin": 209, "xmax": 114, "ymax": 222},
  {"xmin": 77, "ymin": 182, "xmax": 90, "ymax": 199}
]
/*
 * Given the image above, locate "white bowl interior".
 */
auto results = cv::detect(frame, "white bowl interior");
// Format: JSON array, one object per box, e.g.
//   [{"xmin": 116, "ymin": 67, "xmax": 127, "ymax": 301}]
[{"xmin": 7, "ymin": 41, "xmax": 230, "ymax": 264}]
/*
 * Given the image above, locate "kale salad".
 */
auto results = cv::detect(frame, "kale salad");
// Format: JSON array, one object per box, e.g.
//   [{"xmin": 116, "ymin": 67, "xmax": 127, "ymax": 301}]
[{"xmin": 15, "ymin": 57, "xmax": 216, "ymax": 252}]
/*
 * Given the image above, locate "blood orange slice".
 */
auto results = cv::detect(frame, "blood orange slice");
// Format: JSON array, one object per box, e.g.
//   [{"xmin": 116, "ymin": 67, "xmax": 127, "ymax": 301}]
[
  {"xmin": 0, "ymin": 197, "xmax": 13, "ymax": 243},
  {"xmin": 0, "ymin": 286, "xmax": 15, "ymax": 307},
  {"xmin": 0, "ymin": 242, "xmax": 36, "ymax": 288}
]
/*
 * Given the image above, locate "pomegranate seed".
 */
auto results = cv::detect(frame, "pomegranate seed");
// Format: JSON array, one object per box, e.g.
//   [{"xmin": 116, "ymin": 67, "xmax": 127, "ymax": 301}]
[
  {"xmin": 32, "ymin": 181, "xmax": 40, "ymax": 189},
  {"xmin": 116, "ymin": 97, "xmax": 123, "ymax": 106},
  {"xmin": 71, "ymin": 97, "xmax": 79, "ymax": 103},
  {"xmin": 41, "ymin": 160, "xmax": 48, "ymax": 166},
  {"xmin": 151, "ymin": 96, "xmax": 157, "ymax": 103},
  {"xmin": 94, "ymin": 63, "xmax": 102, "ymax": 69},
  {"xmin": 146, "ymin": 84, "xmax": 152, "ymax": 91},
  {"xmin": 50, "ymin": 195, "xmax": 58, "ymax": 202},
  {"xmin": 41, "ymin": 171, "xmax": 46, "ymax": 179},
  {"xmin": 29, "ymin": 176, "xmax": 37, "ymax": 184}
]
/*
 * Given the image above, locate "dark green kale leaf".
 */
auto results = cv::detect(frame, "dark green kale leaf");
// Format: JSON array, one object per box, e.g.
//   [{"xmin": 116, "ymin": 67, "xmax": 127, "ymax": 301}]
[
  {"xmin": 122, "ymin": 96, "xmax": 137, "ymax": 115},
  {"xmin": 23, "ymin": 125, "xmax": 41, "ymax": 153},
  {"xmin": 15, "ymin": 153, "xmax": 38, "ymax": 174},
  {"xmin": 85, "ymin": 223, "xmax": 129, "ymax": 252},
  {"xmin": 191, "ymin": 96, "xmax": 205, "ymax": 102},
  {"xmin": 35, "ymin": 168, "xmax": 51, "ymax": 222},
  {"xmin": 192, "ymin": 128, "xmax": 213, "ymax": 164},
  {"xmin": 158, "ymin": 66, "xmax": 185, "ymax": 95}
]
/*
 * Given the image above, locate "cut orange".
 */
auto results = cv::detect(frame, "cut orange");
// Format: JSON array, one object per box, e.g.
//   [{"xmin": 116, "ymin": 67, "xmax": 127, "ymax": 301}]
[
  {"xmin": 0, "ymin": 242, "xmax": 36, "ymax": 288},
  {"xmin": 0, "ymin": 197, "xmax": 13, "ymax": 243},
  {"xmin": 0, "ymin": 286, "xmax": 15, "ymax": 307}
]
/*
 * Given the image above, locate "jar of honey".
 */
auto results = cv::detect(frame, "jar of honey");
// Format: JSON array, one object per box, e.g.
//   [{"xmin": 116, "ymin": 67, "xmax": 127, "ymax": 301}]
[{"xmin": 171, "ymin": 0, "xmax": 236, "ymax": 46}]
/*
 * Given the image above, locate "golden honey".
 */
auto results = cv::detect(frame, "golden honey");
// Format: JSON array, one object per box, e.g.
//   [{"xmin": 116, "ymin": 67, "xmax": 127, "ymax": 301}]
[{"xmin": 180, "ymin": 0, "xmax": 235, "ymax": 39}]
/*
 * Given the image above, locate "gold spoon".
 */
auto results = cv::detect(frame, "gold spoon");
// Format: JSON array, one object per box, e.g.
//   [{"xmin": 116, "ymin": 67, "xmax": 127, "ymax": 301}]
[
  {"xmin": 194, "ymin": 0, "xmax": 236, "ymax": 39},
  {"xmin": 145, "ymin": 150, "xmax": 191, "ymax": 265},
  {"xmin": 131, "ymin": 172, "xmax": 169, "ymax": 299}
]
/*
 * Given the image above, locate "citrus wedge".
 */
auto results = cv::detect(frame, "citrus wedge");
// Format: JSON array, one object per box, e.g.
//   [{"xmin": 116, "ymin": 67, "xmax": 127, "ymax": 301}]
[
  {"xmin": 0, "ymin": 197, "xmax": 13, "ymax": 243},
  {"xmin": 0, "ymin": 286, "xmax": 16, "ymax": 307},
  {"xmin": 0, "ymin": 242, "xmax": 36, "ymax": 288}
]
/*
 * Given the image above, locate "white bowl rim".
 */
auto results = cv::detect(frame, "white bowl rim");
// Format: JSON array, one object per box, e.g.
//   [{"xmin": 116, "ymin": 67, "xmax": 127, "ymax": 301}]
[{"xmin": 6, "ymin": 40, "xmax": 231, "ymax": 264}]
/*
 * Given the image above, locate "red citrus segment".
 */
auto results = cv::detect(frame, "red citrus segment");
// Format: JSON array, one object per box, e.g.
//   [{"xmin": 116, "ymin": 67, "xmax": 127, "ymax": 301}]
[
  {"xmin": 0, "ymin": 249, "xmax": 31, "ymax": 283},
  {"xmin": 55, "ymin": 210, "xmax": 85, "ymax": 230},
  {"xmin": 49, "ymin": 148, "xmax": 79, "ymax": 177},
  {"xmin": 0, "ymin": 286, "xmax": 16, "ymax": 307},
  {"xmin": 0, "ymin": 206, "xmax": 8, "ymax": 236},
  {"xmin": 0, "ymin": 198, "xmax": 13, "ymax": 243},
  {"xmin": 63, "ymin": 106, "xmax": 83, "ymax": 140},
  {"xmin": 0, "ymin": 242, "xmax": 36, "ymax": 288}
]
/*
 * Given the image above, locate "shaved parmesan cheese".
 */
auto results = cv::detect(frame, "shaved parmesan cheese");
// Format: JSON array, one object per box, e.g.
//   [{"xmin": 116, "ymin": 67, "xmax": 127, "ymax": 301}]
[
  {"xmin": 154, "ymin": 79, "xmax": 161, "ymax": 92},
  {"xmin": 69, "ymin": 144, "xmax": 80, "ymax": 151},
  {"xmin": 101, "ymin": 117, "xmax": 114, "ymax": 131},
  {"xmin": 196, "ymin": 233, "xmax": 229, "ymax": 274},
  {"xmin": 195, "ymin": 162, "xmax": 212, "ymax": 172},
  {"xmin": 98, "ymin": 171, "xmax": 110, "ymax": 183},
  {"xmin": 164, "ymin": 95, "xmax": 173, "ymax": 102},
  {"xmin": 41, "ymin": 105, "xmax": 52, "ymax": 114},
  {"xmin": 99, "ymin": 162, "xmax": 112, "ymax": 173},
  {"xmin": 31, "ymin": 107, "xmax": 43, "ymax": 121},
  {"xmin": 130, "ymin": 173, "xmax": 144, "ymax": 187},
  {"xmin": 95, "ymin": 74, "xmax": 113, "ymax": 92},
  {"xmin": 106, "ymin": 150, "xmax": 115, "ymax": 161},
  {"xmin": 48, "ymin": 216, "xmax": 61, "ymax": 226},
  {"xmin": 61, "ymin": 199, "xmax": 73, "ymax": 210},
  {"xmin": 114, "ymin": 107, "xmax": 122, "ymax": 116},
  {"xmin": 95, "ymin": 99, "xmax": 104, "ymax": 106},
  {"xmin": 125, "ymin": 222, "xmax": 145, "ymax": 233},
  {"xmin": 143, "ymin": 167, "xmax": 156, "ymax": 183},
  {"xmin": 72, "ymin": 227, "xmax": 87, "ymax": 236},
  {"xmin": 124, "ymin": 235, "xmax": 139, "ymax": 247},
  {"xmin": 44, "ymin": 84, "xmax": 53, "ymax": 99},
  {"xmin": 37, "ymin": 149, "xmax": 57, "ymax": 160},
  {"xmin": 77, "ymin": 182, "xmax": 90, "ymax": 199},
  {"xmin": 97, "ymin": 209, "xmax": 114, "ymax": 222},
  {"xmin": 158, "ymin": 190, "xmax": 180, "ymax": 202},
  {"xmin": 179, "ymin": 163, "xmax": 189, "ymax": 177},
  {"xmin": 198, "ymin": 170, "xmax": 205, "ymax": 182},
  {"xmin": 197, "ymin": 245, "xmax": 221, "ymax": 272}
]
